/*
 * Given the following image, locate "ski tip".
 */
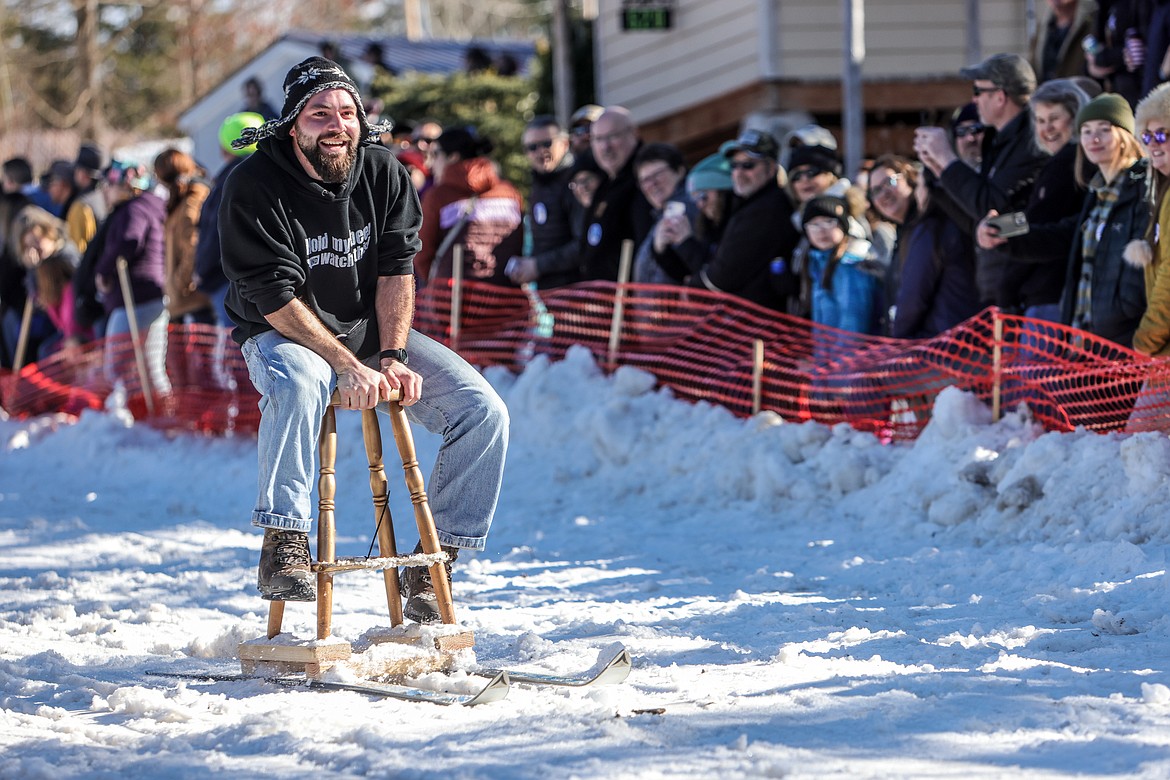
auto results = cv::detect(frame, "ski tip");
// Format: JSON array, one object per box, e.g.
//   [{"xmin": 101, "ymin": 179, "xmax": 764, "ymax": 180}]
[
  {"xmin": 464, "ymin": 670, "xmax": 510, "ymax": 706},
  {"xmin": 597, "ymin": 647, "xmax": 632, "ymax": 686}
]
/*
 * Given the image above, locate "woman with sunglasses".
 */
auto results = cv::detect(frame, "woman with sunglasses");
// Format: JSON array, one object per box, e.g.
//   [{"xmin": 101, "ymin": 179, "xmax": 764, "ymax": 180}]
[
  {"xmin": 1127, "ymin": 83, "xmax": 1170, "ymax": 357},
  {"xmin": 984, "ymin": 93, "xmax": 1147, "ymax": 348},
  {"xmin": 1122, "ymin": 82, "xmax": 1170, "ymax": 430},
  {"xmin": 867, "ymin": 155, "xmax": 981, "ymax": 339},
  {"xmin": 978, "ymin": 79, "xmax": 1091, "ymax": 324}
]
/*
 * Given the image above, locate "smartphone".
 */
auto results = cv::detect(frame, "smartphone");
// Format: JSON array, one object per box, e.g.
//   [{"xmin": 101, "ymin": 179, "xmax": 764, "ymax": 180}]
[
  {"xmin": 664, "ymin": 201, "xmax": 686, "ymax": 219},
  {"xmin": 987, "ymin": 211, "xmax": 1029, "ymax": 238}
]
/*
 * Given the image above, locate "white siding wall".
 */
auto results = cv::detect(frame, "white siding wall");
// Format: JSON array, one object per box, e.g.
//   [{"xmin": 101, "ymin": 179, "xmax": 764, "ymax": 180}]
[
  {"xmin": 595, "ymin": 0, "xmax": 760, "ymax": 124},
  {"xmin": 597, "ymin": 0, "xmax": 1031, "ymax": 124}
]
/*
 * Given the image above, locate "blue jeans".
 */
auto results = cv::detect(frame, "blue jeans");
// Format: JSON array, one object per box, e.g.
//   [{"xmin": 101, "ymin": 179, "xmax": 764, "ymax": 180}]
[
  {"xmin": 206, "ymin": 284, "xmax": 231, "ymax": 329},
  {"xmin": 241, "ymin": 328, "xmax": 509, "ymax": 551},
  {"xmin": 104, "ymin": 299, "xmax": 171, "ymax": 395}
]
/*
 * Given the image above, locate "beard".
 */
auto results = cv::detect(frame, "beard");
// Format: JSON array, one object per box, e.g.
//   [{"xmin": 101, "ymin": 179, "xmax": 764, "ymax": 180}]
[{"xmin": 296, "ymin": 131, "xmax": 358, "ymax": 183}]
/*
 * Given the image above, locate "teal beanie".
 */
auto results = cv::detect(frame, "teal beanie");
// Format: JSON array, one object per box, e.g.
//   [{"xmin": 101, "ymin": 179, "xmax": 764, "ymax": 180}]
[{"xmin": 687, "ymin": 153, "xmax": 733, "ymax": 192}]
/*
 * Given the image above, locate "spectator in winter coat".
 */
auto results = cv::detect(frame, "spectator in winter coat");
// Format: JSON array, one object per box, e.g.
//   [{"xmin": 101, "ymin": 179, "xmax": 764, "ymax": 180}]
[
  {"xmin": 983, "ymin": 93, "xmax": 1149, "ymax": 348},
  {"xmin": 1125, "ymin": 81, "xmax": 1170, "ymax": 430},
  {"xmin": 13, "ymin": 206, "xmax": 89, "ymax": 359},
  {"xmin": 504, "ymin": 116, "xmax": 581, "ymax": 289},
  {"xmin": 784, "ymin": 141, "xmax": 895, "ymax": 319},
  {"xmin": 1030, "ymin": 0, "xmax": 1096, "ymax": 83},
  {"xmin": 416, "ymin": 128, "xmax": 524, "ymax": 286},
  {"xmin": 154, "ymin": 148, "xmax": 213, "ymax": 325},
  {"xmin": 978, "ymin": 79, "xmax": 1091, "ymax": 321},
  {"xmin": 866, "ymin": 154, "xmax": 921, "ymax": 333},
  {"xmin": 802, "ymin": 195, "xmax": 883, "ymax": 336},
  {"xmin": 915, "ymin": 53, "xmax": 1050, "ymax": 307},
  {"xmin": 95, "ymin": 161, "xmax": 170, "ymax": 394},
  {"xmin": 195, "ymin": 112, "xmax": 265, "ymax": 327},
  {"xmin": 578, "ymin": 107, "xmax": 654, "ymax": 281},
  {"xmin": 1127, "ymin": 81, "xmax": 1170, "ymax": 356},
  {"xmin": 892, "ymin": 172, "xmax": 982, "ymax": 339},
  {"xmin": 1142, "ymin": 0, "xmax": 1170, "ymax": 98},
  {"xmin": 688, "ymin": 130, "xmax": 801, "ymax": 310},
  {"xmin": 1085, "ymin": 0, "xmax": 1152, "ymax": 107},
  {"xmin": 0, "ymin": 161, "xmax": 32, "ymax": 366},
  {"xmin": 652, "ymin": 152, "xmax": 734, "ymax": 284},
  {"xmin": 67, "ymin": 143, "xmax": 108, "ymax": 255},
  {"xmin": 632, "ymin": 142, "xmax": 691, "ymax": 285}
]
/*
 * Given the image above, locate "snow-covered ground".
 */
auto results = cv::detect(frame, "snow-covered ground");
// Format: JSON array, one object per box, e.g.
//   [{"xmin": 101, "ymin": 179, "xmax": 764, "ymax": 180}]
[{"xmin": 4, "ymin": 346, "xmax": 1170, "ymax": 779}]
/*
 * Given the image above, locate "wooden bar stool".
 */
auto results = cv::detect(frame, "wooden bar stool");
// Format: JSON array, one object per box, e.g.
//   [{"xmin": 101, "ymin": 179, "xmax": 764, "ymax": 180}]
[{"xmin": 238, "ymin": 389, "xmax": 473, "ymax": 677}]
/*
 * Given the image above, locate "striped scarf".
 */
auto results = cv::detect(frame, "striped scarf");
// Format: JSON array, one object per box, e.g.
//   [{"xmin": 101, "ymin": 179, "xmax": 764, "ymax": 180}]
[{"xmin": 1073, "ymin": 171, "xmax": 1124, "ymax": 331}]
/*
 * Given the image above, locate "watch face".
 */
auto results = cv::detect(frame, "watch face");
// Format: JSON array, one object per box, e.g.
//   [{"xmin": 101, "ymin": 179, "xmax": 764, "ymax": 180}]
[{"xmin": 381, "ymin": 348, "xmax": 408, "ymax": 364}]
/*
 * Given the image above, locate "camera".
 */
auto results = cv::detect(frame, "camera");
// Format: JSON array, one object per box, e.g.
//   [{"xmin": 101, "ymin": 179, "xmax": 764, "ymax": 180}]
[{"xmin": 987, "ymin": 211, "xmax": 1029, "ymax": 238}]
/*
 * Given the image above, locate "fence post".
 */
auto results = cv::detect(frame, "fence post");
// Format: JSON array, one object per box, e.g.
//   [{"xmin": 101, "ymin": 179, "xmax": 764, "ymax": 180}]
[
  {"xmin": 116, "ymin": 257, "xmax": 156, "ymax": 417},
  {"xmin": 992, "ymin": 310, "xmax": 1003, "ymax": 422},
  {"xmin": 12, "ymin": 296, "xmax": 33, "ymax": 375},
  {"xmin": 606, "ymin": 239, "xmax": 634, "ymax": 369},
  {"xmin": 451, "ymin": 244, "xmax": 464, "ymax": 351},
  {"xmin": 752, "ymin": 338, "xmax": 764, "ymax": 415}
]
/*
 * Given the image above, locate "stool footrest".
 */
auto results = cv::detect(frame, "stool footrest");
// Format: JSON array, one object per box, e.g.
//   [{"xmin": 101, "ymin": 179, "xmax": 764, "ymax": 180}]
[{"xmin": 312, "ymin": 551, "xmax": 449, "ymax": 574}]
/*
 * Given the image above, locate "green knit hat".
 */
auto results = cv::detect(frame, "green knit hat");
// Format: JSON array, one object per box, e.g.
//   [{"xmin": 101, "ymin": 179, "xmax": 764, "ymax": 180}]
[{"xmin": 1075, "ymin": 93, "xmax": 1135, "ymax": 135}]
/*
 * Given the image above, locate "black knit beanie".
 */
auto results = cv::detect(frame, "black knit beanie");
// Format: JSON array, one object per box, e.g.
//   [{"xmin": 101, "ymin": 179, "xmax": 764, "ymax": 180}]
[
  {"xmin": 802, "ymin": 195, "xmax": 850, "ymax": 233},
  {"xmin": 231, "ymin": 57, "xmax": 392, "ymax": 151},
  {"xmin": 787, "ymin": 144, "xmax": 843, "ymax": 177}
]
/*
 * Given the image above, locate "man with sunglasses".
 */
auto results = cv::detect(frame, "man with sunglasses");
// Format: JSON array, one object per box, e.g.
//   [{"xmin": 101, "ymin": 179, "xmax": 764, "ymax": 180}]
[
  {"xmin": 506, "ymin": 116, "xmax": 581, "ymax": 288},
  {"xmin": 687, "ymin": 130, "xmax": 801, "ymax": 310},
  {"xmin": 913, "ymin": 52, "xmax": 1049, "ymax": 307},
  {"xmin": 950, "ymin": 103, "xmax": 985, "ymax": 170},
  {"xmin": 568, "ymin": 104, "xmax": 603, "ymax": 157}
]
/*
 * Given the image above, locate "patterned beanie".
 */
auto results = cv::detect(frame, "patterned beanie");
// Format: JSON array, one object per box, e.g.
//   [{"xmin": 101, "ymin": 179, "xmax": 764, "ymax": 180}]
[{"xmin": 231, "ymin": 57, "xmax": 392, "ymax": 151}]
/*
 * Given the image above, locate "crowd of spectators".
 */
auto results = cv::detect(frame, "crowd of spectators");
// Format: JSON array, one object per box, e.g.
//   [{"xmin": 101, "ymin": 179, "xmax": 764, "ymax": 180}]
[{"xmin": 8, "ymin": 2, "xmax": 1170, "ymax": 409}]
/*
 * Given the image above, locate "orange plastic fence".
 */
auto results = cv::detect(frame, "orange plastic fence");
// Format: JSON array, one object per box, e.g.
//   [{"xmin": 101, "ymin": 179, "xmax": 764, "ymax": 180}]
[{"xmin": 4, "ymin": 280, "xmax": 1170, "ymax": 440}]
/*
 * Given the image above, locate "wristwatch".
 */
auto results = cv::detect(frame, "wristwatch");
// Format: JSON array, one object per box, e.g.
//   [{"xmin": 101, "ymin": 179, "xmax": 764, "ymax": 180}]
[{"xmin": 379, "ymin": 348, "xmax": 408, "ymax": 364}]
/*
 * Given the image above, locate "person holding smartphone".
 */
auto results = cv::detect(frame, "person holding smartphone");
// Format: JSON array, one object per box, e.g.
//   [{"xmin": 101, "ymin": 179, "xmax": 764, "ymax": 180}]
[
  {"xmin": 983, "ymin": 93, "xmax": 1147, "ymax": 348},
  {"xmin": 976, "ymin": 78, "xmax": 1092, "ymax": 323},
  {"xmin": 632, "ymin": 142, "xmax": 691, "ymax": 285}
]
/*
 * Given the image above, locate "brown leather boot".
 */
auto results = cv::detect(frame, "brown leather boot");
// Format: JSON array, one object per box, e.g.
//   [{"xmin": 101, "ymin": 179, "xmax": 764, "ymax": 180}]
[{"xmin": 257, "ymin": 529, "xmax": 315, "ymax": 601}]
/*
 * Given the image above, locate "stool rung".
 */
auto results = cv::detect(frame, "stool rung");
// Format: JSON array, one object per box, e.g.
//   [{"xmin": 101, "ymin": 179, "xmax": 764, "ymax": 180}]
[{"xmin": 312, "ymin": 551, "xmax": 449, "ymax": 574}]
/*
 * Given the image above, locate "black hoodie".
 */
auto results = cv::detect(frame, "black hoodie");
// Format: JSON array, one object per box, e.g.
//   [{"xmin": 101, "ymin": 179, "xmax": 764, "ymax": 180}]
[{"xmin": 219, "ymin": 137, "xmax": 422, "ymax": 359}]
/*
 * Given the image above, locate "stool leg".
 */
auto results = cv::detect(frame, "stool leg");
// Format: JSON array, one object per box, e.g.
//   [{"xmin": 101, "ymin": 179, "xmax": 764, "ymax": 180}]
[
  {"xmin": 266, "ymin": 601, "xmax": 285, "ymax": 640},
  {"xmin": 387, "ymin": 399, "xmax": 457, "ymax": 624},
  {"xmin": 362, "ymin": 408, "xmax": 404, "ymax": 626},
  {"xmin": 317, "ymin": 405, "xmax": 338, "ymax": 640}
]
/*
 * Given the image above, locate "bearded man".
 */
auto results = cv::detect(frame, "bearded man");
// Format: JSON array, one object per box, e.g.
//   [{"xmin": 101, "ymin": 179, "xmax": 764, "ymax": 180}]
[{"xmin": 219, "ymin": 57, "xmax": 509, "ymax": 623}]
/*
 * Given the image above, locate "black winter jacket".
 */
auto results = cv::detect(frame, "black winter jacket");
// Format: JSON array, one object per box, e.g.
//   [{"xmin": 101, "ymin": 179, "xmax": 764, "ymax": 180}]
[
  {"xmin": 936, "ymin": 109, "xmax": 1050, "ymax": 304},
  {"xmin": 578, "ymin": 147, "xmax": 654, "ymax": 281},
  {"xmin": 1058, "ymin": 158, "xmax": 1150, "ymax": 348},
  {"xmin": 528, "ymin": 158, "xmax": 582, "ymax": 288},
  {"xmin": 690, "ymin": 178, "xmax": 801, "ymax": 310},
  {"xmin": 998, "ymin": 142, "xmax": 1086, "ymax": 311},
  {"xmin": 220, "ymin": 137, "xmax": 422, "ymax": 359}
]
